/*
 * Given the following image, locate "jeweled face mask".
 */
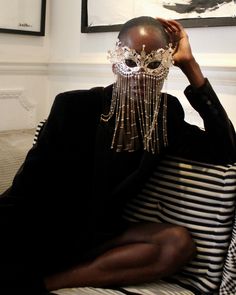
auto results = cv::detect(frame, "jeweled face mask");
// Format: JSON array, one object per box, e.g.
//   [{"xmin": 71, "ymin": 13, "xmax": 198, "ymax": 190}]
[
  {"xmin": 108, "ymin": 41, "xmax": 174, "ymax": 79},
  {"xmin": 101, "ymin": 41, "xmax": 174, "ymax": 154}
]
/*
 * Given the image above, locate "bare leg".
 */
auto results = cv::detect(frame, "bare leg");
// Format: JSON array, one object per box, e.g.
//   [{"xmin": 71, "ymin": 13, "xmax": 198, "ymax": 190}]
[{"xmin": 44, "ymin": 222, "xmax": 196, "ymax": 291}]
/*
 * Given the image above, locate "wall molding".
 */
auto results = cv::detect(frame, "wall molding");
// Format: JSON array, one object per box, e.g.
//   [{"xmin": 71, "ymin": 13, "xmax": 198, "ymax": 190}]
[
  {"xmin": 0, "ymin": 58, "xmax": 236, "ymax": 87},
  {"xmin": 48, "ymin": 61, "xmax": 236, "ymax": 89},
  {"xmin": 0, "ymin": 88, "xmax": 36, "ymax": 111},
  {"xmin": 0, "ymin": 88, "xmax": 36, "ymax": 131},
  {"xmin": 48, "ymin": 62, "xmax": 112, "ymax": 77},
  {"xmin": 0, "ymin": 61, "xmax": 48, "ymax": 75},
  {"xmin": 0, "ymin": 89, "xmax": 23, "ymax": 100}
]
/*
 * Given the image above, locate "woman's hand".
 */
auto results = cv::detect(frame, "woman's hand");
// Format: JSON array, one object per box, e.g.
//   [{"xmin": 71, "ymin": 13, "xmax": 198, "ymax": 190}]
[
  {"xmin": 157, "ymin": 17, "xmax": 205, "ymax": 88},
  {"xmin": 156, "ymin": 17, "xmax": 194, "ymax": 68}
]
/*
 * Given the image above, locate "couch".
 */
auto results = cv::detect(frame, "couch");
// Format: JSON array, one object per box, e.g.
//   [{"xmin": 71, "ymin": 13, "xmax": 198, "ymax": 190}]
[{"xmin": 0, "ymin": 124, "xmax": 236, "ymax": 295}]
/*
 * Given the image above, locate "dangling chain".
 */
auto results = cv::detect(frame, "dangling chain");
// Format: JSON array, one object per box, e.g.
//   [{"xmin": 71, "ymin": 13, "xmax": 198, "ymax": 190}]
[{"xmin": 101, "ymin": 73, "xmax": 168, "ymax": 154}]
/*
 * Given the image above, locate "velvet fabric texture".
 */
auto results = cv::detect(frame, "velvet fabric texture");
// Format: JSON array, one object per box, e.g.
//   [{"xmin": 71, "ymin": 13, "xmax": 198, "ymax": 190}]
[{"xmin": 0, "ymin": 79, "xmax": 236, "ymax": 293}]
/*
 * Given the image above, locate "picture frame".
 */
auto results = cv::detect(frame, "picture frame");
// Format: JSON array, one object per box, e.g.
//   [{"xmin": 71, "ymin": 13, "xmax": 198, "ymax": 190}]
[
  {"xmin": 81, "ymin": 0, "xmax": 236, "ymax": 33},
  {"xmin": 0, "ymin": 0, "xmax": 47, "ymax": 36}
]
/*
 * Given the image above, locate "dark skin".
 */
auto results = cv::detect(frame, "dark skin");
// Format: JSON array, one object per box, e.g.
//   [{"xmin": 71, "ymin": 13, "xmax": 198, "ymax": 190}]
[
  {"xmin": 45, "ymin": 224, "xmax": 195, "ymax": 290},
  {"xmin": 157, "ymin": 18, "xmax": 205, "ymax": 87},
  {"xmin": 44, "ymin": 19, "xmax": 199, "ymax": 291}
]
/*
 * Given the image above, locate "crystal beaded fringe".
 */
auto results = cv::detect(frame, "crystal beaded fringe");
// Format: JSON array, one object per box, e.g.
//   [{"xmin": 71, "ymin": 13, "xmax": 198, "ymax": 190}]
[{"xmin": 101, "ymin": 73, "xmax": 168, "ymax": 154}]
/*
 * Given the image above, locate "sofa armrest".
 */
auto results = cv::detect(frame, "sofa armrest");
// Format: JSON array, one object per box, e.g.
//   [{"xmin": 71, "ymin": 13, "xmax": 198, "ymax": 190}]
[{"xmin": 0, "ymin": 129, "xmax": 35, "ymax": 195}]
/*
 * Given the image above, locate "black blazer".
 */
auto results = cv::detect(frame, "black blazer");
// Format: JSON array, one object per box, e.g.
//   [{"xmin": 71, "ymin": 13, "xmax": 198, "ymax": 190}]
[{"xmin": 1, "ymin": 79, "xmax": 236, "ymax": 265}]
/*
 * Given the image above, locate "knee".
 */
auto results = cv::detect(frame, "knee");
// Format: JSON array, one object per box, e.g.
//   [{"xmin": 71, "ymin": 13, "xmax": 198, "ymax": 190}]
[
  {"xmin": 152, "ymin": 225, "xmax": 196, "ymax": 273},
  {"xmin": 168, "ymin": 226, "xmax": 196, "ymax": 262},
  {"xmin": 159, "ymin": 226, "xmax": 196, "ymax": 275}
]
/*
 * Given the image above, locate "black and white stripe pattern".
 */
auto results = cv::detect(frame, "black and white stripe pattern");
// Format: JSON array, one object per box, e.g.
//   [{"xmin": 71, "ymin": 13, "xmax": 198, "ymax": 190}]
[
  {"xmin": 123, "ymin": 156, "xmax": 236, "ymax": 295},
  {"xmin": 220, "ymin": 209, "xmax": 236, "ymax": 295},
  {"xmin": 54, "ymin": 281, "xmax": 194, "ymax": 295},
  {"xmin": 33, "ymin": 119, "xmax": 47, "ymax": 145}
]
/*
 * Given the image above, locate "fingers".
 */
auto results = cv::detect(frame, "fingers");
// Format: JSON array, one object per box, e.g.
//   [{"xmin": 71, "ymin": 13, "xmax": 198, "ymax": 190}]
[
  {"xmin": 157, "ymin": 17, "xmax": 188, "ymax": 45},
  {"xmin": 157, "ymin": 18, "xmax": 184, "ymax": 35},
  {"xmin": 157, "ymin": 17, "xmax": 185, "ymax": 36},
  {"xmin": 156, "ymin": 18, "xmax": 182, "ymax": 49}
]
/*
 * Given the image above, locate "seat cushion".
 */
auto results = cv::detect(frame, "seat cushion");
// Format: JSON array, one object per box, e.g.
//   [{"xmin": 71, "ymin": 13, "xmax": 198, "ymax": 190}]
[
  {"xmin": 123, "ymin": 155, "xmax": 236, "ymax": 294},
  {"xmin": 219, "ymin": 209, "xmax": 236, "ymax": 295},
  {"xmin": 54, "ymin": 280, "xmax": 194, "ymax": 294},
  {"xmin": 0, "ymin": 129, "xmax": 34, "ymax": 195}
]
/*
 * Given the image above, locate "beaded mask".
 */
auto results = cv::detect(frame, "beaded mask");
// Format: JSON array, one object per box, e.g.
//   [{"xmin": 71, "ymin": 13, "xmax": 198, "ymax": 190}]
[{"xmin": 101, "ymin": 41, "xmax": 174, "ymax": 154}]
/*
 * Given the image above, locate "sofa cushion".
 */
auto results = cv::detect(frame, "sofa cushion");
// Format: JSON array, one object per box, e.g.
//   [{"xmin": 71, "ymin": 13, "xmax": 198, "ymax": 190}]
[
  {"xmin": 54, "ymin": 280, "xmax": 194, "ymax": 295},
  {"xmin": 220, "ymin": 209, "xmax": 236, "ymax": 295},
  {"xmin": 0, "ymin": 129, "xmax": 34, "ymax": 195},
  {"xmin": 123, "ymin": 155, "xmax": 236, "ymax": 294}
]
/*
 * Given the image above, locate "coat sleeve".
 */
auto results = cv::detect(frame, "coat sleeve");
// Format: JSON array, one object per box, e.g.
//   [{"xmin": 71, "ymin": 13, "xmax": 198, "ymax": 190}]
[{"xmin": 166, "ymin": 78, "xmax": 236, "ymax": 164}]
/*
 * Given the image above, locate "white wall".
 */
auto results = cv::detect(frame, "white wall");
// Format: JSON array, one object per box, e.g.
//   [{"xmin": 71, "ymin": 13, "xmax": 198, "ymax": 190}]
[
  {"xmin": 48, "ymin": 0, "xmax": 115, "ymax": 106},
  {"xmin": 48, "ymin": 0, "xmax": 236, "ymax": 128},
  {"xmin": 0, "ymin": 1, "xmax": 50, "ymax": 131},
  {"xmin": 0, "ymin": 0, "xmax": 236, "ymax": 131}
]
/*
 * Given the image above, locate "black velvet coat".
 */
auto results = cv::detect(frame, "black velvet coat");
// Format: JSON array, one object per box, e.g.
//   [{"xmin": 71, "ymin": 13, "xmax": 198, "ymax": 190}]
[{"xmin": 0, "ymin": 79, "xmax": 236, "ymax": 293}]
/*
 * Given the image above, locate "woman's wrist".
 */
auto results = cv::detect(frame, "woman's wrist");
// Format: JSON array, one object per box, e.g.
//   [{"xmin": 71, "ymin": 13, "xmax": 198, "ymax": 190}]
[{"xmin": 179, "ymin": 58, "xmax": 205, "ymax": 88}]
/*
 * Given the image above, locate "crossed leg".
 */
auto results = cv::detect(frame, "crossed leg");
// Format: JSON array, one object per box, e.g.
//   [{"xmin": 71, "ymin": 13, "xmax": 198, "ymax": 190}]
[{"xmin": 45, "ymin": 222, "xmax": 196, "ymax": 291}]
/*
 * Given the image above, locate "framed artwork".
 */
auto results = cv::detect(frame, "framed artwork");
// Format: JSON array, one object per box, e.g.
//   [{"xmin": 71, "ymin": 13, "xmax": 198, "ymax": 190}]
[
  {"xmin": 0, "ymin": 0, "xmax": 47, "ymax": 36},
  {"xmin": 81, "ymin": 0, "xmax": 236, "ymax": 33}
]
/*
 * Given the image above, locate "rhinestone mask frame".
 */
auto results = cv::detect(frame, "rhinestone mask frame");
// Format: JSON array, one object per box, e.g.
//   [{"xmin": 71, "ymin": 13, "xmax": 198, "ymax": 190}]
[{"xmin": 108, "ymin": 41, "xmax": 174, "ymax": 79}]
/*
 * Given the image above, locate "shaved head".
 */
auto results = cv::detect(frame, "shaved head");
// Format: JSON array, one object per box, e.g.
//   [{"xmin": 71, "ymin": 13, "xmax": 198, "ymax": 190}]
[{"xmin": 118, "ymin": 16, "xmax": 169, "ymax": 52}]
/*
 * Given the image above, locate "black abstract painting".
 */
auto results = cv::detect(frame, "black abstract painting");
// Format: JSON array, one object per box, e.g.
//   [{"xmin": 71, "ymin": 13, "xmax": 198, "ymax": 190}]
[
  {"xmin": 81, "ymin": 0, "xmax": 236, "ymax": 33},
  {"xmin": 163, "ymin": 0, "xmax": 233, "ymax": 15}
]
